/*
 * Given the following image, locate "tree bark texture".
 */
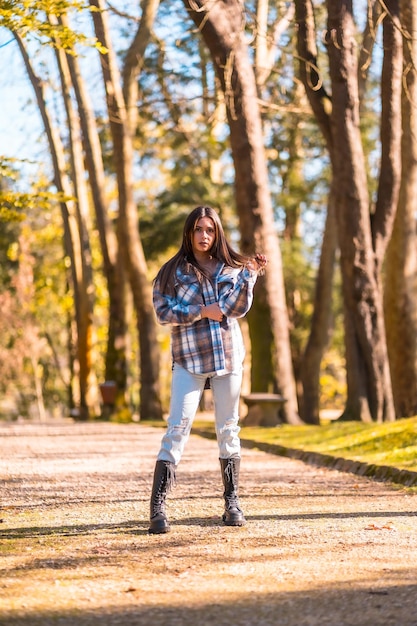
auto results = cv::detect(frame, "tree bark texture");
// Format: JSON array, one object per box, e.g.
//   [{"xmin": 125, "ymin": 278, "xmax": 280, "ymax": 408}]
[
  {"xmin": 296, "ymin": 0, "xmax": 401, "ymax": 421},
  {"xmin": 14, "ymin": 32, "xmax": 93, "ymax": 420},
  {"xmin": 90, "ymin": 0, "xmax": 162, "ymax": 420},
  {"xmin": 62, "ymin": 16, "xmax": 129, "ymax": 410},
  {"xmin": 183, "ymin": 0, "xmax": 301, "ymax": 423},
  {"xmin": 300, "ymin": 188, "xmax": 338, "ymax": 424},
  {"xmin": 326, "ymin": 0, "xmax": 399, "ymax": 422},
  {"xmin": 295, "ymin": 0, "xmax": 337, "ymax": 422},
  {"xmin": 384, "ymin": 0, "xmax": 417, "ymax": 417},
  {"xmin": 53, "ymin": 31, "xmax": 100, "ymax": 416}
]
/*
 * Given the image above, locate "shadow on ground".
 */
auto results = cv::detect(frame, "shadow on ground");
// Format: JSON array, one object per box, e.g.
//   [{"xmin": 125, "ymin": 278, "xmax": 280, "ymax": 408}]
[{"xmin": 2, "ymin": 580, "xmax": 417, "ymax": 626}]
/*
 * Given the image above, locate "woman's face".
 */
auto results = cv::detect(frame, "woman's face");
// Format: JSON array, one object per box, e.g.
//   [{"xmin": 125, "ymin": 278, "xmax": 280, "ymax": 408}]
[{"xmin": 192, "ymin": 216, "xmax": 216, "ymax": 257}]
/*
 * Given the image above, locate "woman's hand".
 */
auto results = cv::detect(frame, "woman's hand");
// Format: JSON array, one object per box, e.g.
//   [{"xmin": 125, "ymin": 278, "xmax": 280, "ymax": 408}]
[
  {"xmin": 201, "ymin": 302, "xmax": 224, "ymax": 321},
  {"xmin": 246, "ymin": 253, "xmax": 268, "ymax": 273}
]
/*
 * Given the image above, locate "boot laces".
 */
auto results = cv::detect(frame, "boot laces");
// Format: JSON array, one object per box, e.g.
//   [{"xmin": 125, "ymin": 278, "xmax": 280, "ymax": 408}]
[
  {"xmin": 151, "ymin": 463, "xmax": 176, "ymax": 515},
  {"xmin": 225, "ymin": 493, "xmax": 241, "ymax": 511}
]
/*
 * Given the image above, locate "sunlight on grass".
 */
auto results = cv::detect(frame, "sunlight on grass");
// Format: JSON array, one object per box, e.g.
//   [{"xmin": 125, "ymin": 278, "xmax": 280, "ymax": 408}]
[
  {"xmin": 192, "ymin": 415, "xmax": 417, "ymax": 472},
  {"xmin": 237, "ymin": 417, "xmax": 417, "ymax": 471}
]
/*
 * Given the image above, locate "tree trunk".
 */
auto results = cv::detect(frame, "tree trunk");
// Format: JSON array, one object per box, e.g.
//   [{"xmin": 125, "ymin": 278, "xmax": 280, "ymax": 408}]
[
  {"xmin": 326, "ymin": 0, "xmax": 400, "ymax": 422},
  {"xmin": 90, "ymin": 0, "xmax": 162, "ymax": 420},
  {"xmin": 296, "ymin": 0, "xmax": 401, "ymax": 422},
  {"xmin": 52, "ymin": 26, "xmax": 100, "ymax": 416},
  {"xmin": 61, "ymin": 15, "xmax": 129, "ymax": 412},
  {"xmin": 300, "ymin": 187, "xmax": 338, "ymax": 424},
  {"xmin": 255, "ymin": 0, "xmax": 295, "ymax": 90},
  {"xmin": 295, "ymin": 0, "xmax": 336, "ymax": 422},
  {"xmin": 357, "ymin": 0, "xmax": 382, "ymax": 103},
  {"xmin": 183, "ymin": 0, "xmax": 301, "ymax": 423},
  {"xmin": 384, "ymin": 0, "xmax": 417, "ymax": 417},
  {"xmin": 14, "ymin": 32, "xmax": 92, "ymax": 420}
]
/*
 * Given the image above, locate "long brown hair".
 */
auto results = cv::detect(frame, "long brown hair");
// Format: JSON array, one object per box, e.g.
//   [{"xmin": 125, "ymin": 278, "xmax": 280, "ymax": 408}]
[{"xmin": 154, "ymin": 206, "xmax": 248, "ymax": 295}]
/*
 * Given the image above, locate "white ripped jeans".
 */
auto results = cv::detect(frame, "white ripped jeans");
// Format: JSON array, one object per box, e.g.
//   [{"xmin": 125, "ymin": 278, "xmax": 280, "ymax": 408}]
[{"xmin": 157, "ymin": 362, "xmax": 243, "ymax": 466}]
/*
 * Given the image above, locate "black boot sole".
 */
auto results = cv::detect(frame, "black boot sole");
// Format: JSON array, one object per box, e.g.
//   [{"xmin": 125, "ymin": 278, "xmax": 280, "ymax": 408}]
[
  {"xmin": 148, "ymin": 513, "xmax": 171, "ymax": 534},
  {"xmin": 148, "ymin": 523, "xmax": 170, "ymax": 534},
  {"xmin": 222, "ymin": 513, "xmax": 246, "ymax": 527}
]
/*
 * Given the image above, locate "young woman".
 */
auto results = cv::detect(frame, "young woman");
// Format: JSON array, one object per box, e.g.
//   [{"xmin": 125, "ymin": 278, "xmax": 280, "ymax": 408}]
[{"xmin": 149, "ymin": 205, "xmax": 267, "ymax": 534}]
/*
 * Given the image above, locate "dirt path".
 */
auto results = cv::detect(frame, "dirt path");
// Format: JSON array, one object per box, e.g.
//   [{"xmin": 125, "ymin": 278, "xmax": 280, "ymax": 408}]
[{"xmin": 1, "ymin": 421, "xmax": 416, "ymax": 626}]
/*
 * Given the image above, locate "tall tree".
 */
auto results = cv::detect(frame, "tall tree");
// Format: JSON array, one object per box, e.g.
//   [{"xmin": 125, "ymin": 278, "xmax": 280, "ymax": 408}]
[
  {"xmin": 291, "ymin": 0, "xmax": 338, "ymax": 424},
  {"xmin": 13, "ymin": 31, "xmax": 95, "ymax": 420},
  {"xmin": 300, "ymin": 189, "xmax": 338, "ymax": 424},
  {"xmin": 89, "ymin": 0, "xmax": 162, "ymax": 420},
  {"xmin": 182, "ymin": 0, "xmax": 301, "ymax": 424},
  {"xmin": 384, "ymin": 0, "xmax": 417, "ymax": 417},
  {"xmin": 52, "ymin": 20, "xmax": 100, "ymax": 414},
  {"xmin": 295, "ymin": 0, "xmax": 402, "ymax": 422},
  {"xmin": 59, "ymin": 13, "xmax": 129, "ymax": 411}
]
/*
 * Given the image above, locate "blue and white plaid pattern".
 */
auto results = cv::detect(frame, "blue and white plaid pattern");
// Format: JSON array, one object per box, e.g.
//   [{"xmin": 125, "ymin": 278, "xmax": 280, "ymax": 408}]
[{"xmin": 153, "ymin": 261, "xmax": 258, "ymax": 375}]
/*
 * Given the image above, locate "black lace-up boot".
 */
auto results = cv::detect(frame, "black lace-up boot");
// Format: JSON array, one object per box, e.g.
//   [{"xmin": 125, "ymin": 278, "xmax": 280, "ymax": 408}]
[
  {"xmin": 220, "ymin": 457, "xmax": 246, "ymax": 526},
  {"xmin": 149, "ymin": 460, "xmax": 176, "ymax": 534}
]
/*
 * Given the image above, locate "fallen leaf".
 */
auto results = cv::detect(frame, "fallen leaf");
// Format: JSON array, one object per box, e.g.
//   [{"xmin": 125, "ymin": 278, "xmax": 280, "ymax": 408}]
[{"xmin": 365, "ymin": 522, "xmax": 395, "ymax": 531}]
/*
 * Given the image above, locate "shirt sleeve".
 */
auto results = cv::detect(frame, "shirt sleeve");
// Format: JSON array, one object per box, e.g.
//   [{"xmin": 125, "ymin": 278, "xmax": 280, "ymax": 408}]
[
  {"xmin": 153, "ymin": 280, "xmax": 203, "ymax": 326},
  {"xmin": 217, "ymin": 267, "xmax": 258, "ymax": 319}
]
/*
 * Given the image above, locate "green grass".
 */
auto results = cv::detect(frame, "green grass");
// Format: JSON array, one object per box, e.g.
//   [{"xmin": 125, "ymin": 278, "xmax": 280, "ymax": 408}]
[{"xmin": 192, "ymin": 416, "xmax": 417, "ymax": 472}]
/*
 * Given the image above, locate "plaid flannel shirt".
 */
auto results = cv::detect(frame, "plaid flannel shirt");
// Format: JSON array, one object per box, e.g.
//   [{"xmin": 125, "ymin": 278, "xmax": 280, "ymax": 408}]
[{"xmin": 153, "ymin": 261, "xmax": 258, "ymax": 375}]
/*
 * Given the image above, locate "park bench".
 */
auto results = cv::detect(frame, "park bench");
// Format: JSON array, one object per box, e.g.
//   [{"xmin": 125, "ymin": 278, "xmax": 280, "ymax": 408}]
[{"xmin": 242, "ymin": 392, "xmax": 287, "ymax": 427}]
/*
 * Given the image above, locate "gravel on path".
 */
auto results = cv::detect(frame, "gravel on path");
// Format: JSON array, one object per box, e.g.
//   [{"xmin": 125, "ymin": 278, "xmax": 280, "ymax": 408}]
[{"xmin": 0, "ymin": 421, "xmax": 416, "ymax": 626}]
